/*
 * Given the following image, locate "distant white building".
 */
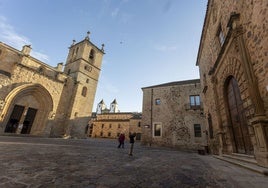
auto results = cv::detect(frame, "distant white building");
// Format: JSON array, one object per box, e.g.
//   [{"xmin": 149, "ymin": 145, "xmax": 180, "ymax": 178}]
[
  {"xmin": 96, "ymin": 99, "xmax": 119, "ymax": 114},
  {"xmin": 88, "ymin": 99, "xmax": 141, "ymax": 140},
  {"xmin": 109, "ymin": 99, "xmax": 119, "ymax": 113}
]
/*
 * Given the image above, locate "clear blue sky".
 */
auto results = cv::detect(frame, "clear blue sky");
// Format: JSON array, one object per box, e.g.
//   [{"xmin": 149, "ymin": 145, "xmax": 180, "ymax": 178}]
[{"xmin": 0, "ymin": 0, "xmax": 207, "ymax": 112}]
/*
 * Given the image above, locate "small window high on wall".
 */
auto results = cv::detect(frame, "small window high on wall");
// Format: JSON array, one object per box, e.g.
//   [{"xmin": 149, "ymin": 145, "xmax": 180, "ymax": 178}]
[
  {"xmin": 89, "ymin": 49, "xmax": 95, "ymax": 60},
  {"xmin": 82, "ymin": 87, "xmax": 87, "ymax": 97},
  {"xmin": 155, "ymin": 98, "xmax": 161, "ymax": 105}
]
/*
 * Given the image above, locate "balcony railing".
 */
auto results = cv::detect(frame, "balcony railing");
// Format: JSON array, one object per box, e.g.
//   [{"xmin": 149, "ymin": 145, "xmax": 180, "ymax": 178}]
[{"xmin": 184, "ymin": 102, "xmax": 203, "ymax": 111}]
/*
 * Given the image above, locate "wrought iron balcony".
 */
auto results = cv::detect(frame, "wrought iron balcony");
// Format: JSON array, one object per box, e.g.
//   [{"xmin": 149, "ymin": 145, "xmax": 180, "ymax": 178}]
[{"xmin": 185, "ymin": 102, "xmax": 203, "ymax": 111}]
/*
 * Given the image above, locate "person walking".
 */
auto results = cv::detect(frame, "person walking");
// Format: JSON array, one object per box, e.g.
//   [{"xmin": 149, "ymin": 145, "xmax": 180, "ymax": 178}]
[
  {"xmin": 117, "ymin": 133, "xmax": 125, "ymax": 148},
  {"xmin": 128, "ymin": 132, "xmax": 136, "ymax": 156}
]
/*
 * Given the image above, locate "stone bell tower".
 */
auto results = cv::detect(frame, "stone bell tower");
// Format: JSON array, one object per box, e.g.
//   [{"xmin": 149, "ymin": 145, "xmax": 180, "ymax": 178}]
[{"xmin": 63, "ymin": 32, "xmax": 105, "ymax": 137}]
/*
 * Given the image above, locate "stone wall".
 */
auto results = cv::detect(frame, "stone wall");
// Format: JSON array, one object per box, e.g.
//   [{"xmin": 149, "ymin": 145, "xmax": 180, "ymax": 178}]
[
  {"xmin": 0, "ymin": 35, "xmax": 104, "ymax": 138},
  {"xmin": 196, "ymin": 0, "xmax": 268, "ymax": 166},
  {"xmin": 141, "ymin": 80, "xmax": 207, "ymax": 150}
]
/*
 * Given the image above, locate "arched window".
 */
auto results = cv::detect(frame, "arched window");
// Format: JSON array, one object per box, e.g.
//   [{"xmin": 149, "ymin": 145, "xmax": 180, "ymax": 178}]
[
  {"xmin": 82, "ymin": 86, "xmax": 87, "ymax": 97},
  {"xmin": 89, "ymin": 49, "xmax": 95, "ymax": 60}
]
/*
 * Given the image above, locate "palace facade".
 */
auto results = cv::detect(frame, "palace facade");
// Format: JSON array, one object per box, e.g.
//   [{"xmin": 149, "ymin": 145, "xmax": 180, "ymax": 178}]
[
  {"xmin": 196, "ymin": 0, "xmax": 268, "ymax": 167},
  {"xmin": 141, "ymin": 79, "xmax": 207, "ymax": 150}
]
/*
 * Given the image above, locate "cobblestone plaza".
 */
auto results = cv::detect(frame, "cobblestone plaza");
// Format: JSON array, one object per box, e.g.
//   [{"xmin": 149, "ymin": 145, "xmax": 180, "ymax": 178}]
[{"xmin": 0, "ymin": 136, "xmax": 267, "ymax": 188}]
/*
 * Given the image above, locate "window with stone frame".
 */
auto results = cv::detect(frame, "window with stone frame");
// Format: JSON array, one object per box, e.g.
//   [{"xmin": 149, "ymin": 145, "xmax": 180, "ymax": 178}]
[
  {"xmin": 82, "ymin": 87, "xmax": 87, "ymax": 97},
  {"xmin": 217, "ymin": 25, "xmax": 225, "ymax": 46},
  {"xmin": 194, "ymin": 124, "xmax": 202, "ymax": 137},
  {"xmin": 155, "ymin": 98, "xmax": 161, "ymax": 105},
  {"xmin": 153, "ymin": 123, "xmax": 162, "ymax": 137},
  {"xmin": 189, "ymin": 95, "xmax": 201, "ymax": 109}
]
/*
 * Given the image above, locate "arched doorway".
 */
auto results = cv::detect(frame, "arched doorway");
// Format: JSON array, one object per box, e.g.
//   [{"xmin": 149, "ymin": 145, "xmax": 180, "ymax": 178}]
[
  {"xmin": 2, "ymin": 84, "xmax": 53, "ymax": 135},
  {"xmin": 226, "ymin": 77, "xmax": 253, "ymax": 154}
]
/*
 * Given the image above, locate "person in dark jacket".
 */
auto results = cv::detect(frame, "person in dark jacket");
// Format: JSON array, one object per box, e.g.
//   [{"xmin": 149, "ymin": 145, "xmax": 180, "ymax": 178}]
[
  {"xmin": 118, "ymin": 133, "xmax": 125, "ymax": 148},
  {"xmin": 129, "ymin": 132, "xmax": 136, "ymax": 156}
]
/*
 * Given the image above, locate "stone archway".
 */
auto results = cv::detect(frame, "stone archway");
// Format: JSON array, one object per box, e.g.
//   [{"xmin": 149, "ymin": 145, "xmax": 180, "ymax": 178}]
[
  {"xmin": 2, "ymin": 84, "xmax": 53, "ymax": 136},
  {"xmin": 225, "ymin": 76, "xmax": 253, "ymax": 154}
]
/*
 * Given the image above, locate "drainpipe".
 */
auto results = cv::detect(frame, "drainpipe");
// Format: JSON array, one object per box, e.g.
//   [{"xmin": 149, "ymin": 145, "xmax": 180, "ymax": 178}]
[{"xmin": 150, "ymin": 88, "xmax": 153, "ymax": 146}]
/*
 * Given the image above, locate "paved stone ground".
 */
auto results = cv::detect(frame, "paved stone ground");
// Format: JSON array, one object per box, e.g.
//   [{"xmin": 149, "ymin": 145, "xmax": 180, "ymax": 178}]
[{"xmin": 0, "ymin": 136, "xmax": 267, "ymax": 188}]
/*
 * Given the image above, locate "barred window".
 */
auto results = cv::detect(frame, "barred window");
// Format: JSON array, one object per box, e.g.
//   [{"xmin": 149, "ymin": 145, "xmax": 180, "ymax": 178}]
[{"xmin": 194, "ymin": 124, "xmax": 201, "ymax": 137}]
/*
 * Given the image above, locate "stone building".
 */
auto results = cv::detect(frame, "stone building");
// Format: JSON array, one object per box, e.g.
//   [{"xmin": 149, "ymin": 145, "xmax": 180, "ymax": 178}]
[
  {"xmin": 0, "ymin": 33, "xmax": 104, "ymax": 138},
  {"xmin": 88, "ymin": 99, "xmax": 142, "ymax": 141},
  {"xmin": 196, "ymin": 0, "xmax": 268, "ymax": 167},
  {"xmin": 141, "ymin": 79, "xmax": 207, "ymax": 150}
]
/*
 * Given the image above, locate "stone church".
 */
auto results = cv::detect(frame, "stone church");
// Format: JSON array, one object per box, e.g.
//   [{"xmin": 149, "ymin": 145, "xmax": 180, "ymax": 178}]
[
  {"xmin": 0, "ymin": 33, "xmax": 104, "ymax": 138},
  {"xmin": 196, "ymin": 0, "xmax": 268, "ymax": 167}
]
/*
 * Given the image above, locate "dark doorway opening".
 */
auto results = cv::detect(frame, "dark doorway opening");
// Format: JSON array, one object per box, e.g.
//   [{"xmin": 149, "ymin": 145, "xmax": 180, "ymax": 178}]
[
  {"xmin": 21, "ymin": 108, "xmax": 37, "ymax": 134},
  {"xmin": 5, "ymin": 105, "xmax": 24, "ymax": 133}
]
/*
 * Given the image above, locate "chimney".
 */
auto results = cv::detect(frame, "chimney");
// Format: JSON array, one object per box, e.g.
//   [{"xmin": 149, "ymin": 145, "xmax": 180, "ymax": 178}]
[
  {"xmin": 57, "ymin": 62, "xmax": 64, "ymax": 71},
  {"xmin": 22, "ymin": 45, "xmax": 32, "ymax": 56}
]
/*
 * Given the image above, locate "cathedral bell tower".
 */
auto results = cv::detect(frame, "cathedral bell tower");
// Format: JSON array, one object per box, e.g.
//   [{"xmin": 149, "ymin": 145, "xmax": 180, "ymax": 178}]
[{"xmin": 63, "ymin": 32, "xmax": 105, "ymax": 137}]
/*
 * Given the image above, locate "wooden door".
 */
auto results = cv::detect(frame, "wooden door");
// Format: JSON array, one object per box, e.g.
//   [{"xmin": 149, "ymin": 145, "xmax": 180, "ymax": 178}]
[
  {"xmin": 5, "ymin": 105, "xmax": 25, "ymax": 133},
  {"xmin": 227, "ymin": 77, "xmax": 253, "ymax": 154}
]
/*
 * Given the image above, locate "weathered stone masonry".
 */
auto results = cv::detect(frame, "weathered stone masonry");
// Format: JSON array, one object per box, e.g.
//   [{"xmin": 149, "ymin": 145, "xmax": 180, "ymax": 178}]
[
  {"xmin": 0, "ymin": 34, "xmax": 104, "ymax": 138},
  {"xmin": 196, "ymin": 0, "xmax": 268, "ymax": 167}
]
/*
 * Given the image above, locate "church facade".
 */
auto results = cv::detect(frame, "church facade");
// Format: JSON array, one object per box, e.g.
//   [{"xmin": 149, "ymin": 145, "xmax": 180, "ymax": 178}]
[
  {"xmin": 196, "ymin": 0, "xmax": 268, "ymax": 167},
  {"xmin": 0, "ymin": 33, "xmax": 104, "ymax": 138},
  {"xmin": 141, "ymin": 79, "xmax": 207, "ymax": 150}
]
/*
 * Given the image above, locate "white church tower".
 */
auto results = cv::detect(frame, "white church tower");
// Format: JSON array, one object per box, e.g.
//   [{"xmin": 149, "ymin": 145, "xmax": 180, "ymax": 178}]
[
  {"xmin": 96, "ymin": 99, "xmax": 106, "ymax": 114},
  {"xmin": 110, "ymin": 99, "xmax": 119, "ymax": 113}
]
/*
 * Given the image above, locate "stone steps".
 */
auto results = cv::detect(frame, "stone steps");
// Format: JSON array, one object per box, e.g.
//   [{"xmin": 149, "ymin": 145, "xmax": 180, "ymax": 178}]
[
  {"xmin": 223, "ymin": 153, "xmax": 257, "ymax": 164},
  {"xmin": 214, "ymin": 154, "xmax": 268, "ymax": 176}
]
